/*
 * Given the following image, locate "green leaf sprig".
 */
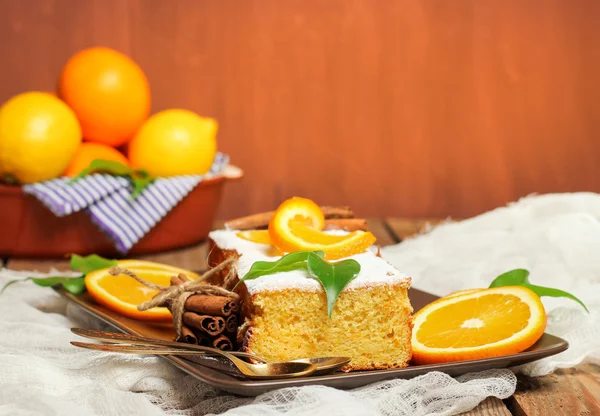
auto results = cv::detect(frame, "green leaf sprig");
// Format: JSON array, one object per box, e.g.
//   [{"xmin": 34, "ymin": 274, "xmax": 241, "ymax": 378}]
[
  {"xmin": 1, "ymin": 254, "xmax": 117, "ymax": 296},
  {"xmin": 490, "ymin": 269, "xmax": 589, "ymax": 313},
  {"xmin": 71, "ymin": 159, "xmax": 154, "ymax": 199},
  {"xmin": 306, "ymin": 252, "xmax": 360, "ymax": 317},
  {"xmin": 234, "ymin": 250, "xmax": 361, "ymax": 317}
]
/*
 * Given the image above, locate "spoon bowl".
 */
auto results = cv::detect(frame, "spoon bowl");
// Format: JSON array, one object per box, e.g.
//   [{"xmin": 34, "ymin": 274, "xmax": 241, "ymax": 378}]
[{"xmin": 292, "ymin": 356, "xmax": 351, "ymax": 375}]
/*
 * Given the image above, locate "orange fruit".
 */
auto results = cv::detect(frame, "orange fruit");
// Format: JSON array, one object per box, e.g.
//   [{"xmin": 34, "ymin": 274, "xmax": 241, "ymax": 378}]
[
  {"xmin": 85, "ymin": 261, "xmax": 201, "ymax": 321},
  {"xmin": 63, "ymin": 142, "xmax": 129, "ymax": 177},
  {"xmin": 268, "ymin": 197, "xmax": 377, "ymax": 260},
  {"xmin": 237, "ymin": 230, "xmax": 272, "ymax": 245},
  {"xmin": 411, "ymin": 286, "xmax": 547, "ymax": 365},
  {"xmin": 445, "ymin": 288, "xmax": 484, "ymax": 298},
  {"xmin": 116, "ymin": 260, "xmax": 201, "ymax": 280},
  {"xmin": 58, "ymin": 47, "xmax": 150, "ymax": 147},
  {"xmin": 0, "ymin": 92, "xmax": 81, "ymax": 184},
  {"xmin": 129, "ymin": 109, "xmax": 218, "ymax": 177}
]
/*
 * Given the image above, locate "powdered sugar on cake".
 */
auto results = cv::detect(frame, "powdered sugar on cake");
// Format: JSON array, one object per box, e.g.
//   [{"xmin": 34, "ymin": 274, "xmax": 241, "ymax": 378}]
[{"xmin": 209, "ymin": 230, "xmax": 411, "ymax": 295}]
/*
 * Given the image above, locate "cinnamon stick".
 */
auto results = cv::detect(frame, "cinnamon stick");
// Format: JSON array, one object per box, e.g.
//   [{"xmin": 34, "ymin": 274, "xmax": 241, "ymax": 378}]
[
  {"xmin": 170, "ymin": 275, "xmax": 198, "ymax": 341},
  {"xmin": 193, "ymin": 330, "xmax": 212, "ymax": 347},
  {"xmin": 184, "ymin": 295, "xmax": 239, "ymax": 317},
  {"xmin": 225, "ymin": 212, "xmax": 273, "ymax": 230},
  {"xmin": 324, "ymin": 218, "xmax": 368, "ymax": 231},
  {"xmin": 225, "ymin": 314, "xmax": 238, "ymax": 333},
  {"xmin": 212, "ymin": 334, "xmax": 234, "ymax": 351},
  {"xmin": 321, "ymin": 206, "xmax": 354, "ymax": 219},
  {"xmin": 177, "ymin": 326, "xmax": 198, "ymax": 344},
  {"xmin": 224, "ymin": 205, "xmax": 354, "ymax": 230},
  {"xmin": 170, "ymin": 275, "xmax": 185, "ymax": 286},
  {"xmin": 182, "ymin": 312, "xmax": 225, "ymax": 336}
]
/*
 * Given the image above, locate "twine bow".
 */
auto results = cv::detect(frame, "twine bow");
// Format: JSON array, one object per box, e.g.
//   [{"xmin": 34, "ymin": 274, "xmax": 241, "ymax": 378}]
[{"xmin": 108, "ymin": 257, "xmax": 239, "ymax": 338}]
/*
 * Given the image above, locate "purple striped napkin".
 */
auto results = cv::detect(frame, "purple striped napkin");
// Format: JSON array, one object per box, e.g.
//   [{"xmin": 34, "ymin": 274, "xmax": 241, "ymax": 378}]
[{"xmin": 23, "ymin": 153, "xmax": 229, "ymax": 253}]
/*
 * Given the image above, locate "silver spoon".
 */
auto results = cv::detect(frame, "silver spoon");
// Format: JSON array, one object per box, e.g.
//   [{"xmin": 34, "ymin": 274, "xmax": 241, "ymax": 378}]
[
  {"xmin": 71, "ymin": 341, "xmax": 316, "ymax": 380},
  {"xmin": 71, "ymin": 328, "xmax": 350, "ymax": 374}
]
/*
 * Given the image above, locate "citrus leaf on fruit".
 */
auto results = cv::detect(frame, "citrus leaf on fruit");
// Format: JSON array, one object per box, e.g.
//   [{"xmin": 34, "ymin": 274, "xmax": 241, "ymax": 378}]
[
  {"xmin": 234, "ymin": 250, "xmax": 324, "ymax": 289},
  {"xmin": 0, "ymin": 254, "xmax": 117, "ymax": 296},
  {"xmin": 490, "ymin": 269, "xmax": 589, "ymax": 313},
  {"xmin": 70, "ymin": 254, "xmax": 118, "ymax": 274},
  {"xmin": 306, "ymin": 252, "xmax": 361, "ymax": 317},
  {"xmin": 70, "ymin": 159, "xmax": 154, "ymax": 199},
  {"xmin": 0, "ymin": 276, "xmax": 86, "ymax": 295}
]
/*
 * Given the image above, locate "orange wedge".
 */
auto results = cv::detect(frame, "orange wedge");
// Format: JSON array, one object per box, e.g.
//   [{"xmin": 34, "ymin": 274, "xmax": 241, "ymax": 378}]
[
  {"xmin": 268, "ymin": 197, "xmax": 376, "ymax": 260},
  {"xmin": 237, "ymin": 230, "xmax": 272, "ymax": 245},
  {"xmin": 445, "ymin": 288, "xmax": 484, "ymax": 298},
  {"xmin": 116, "ymin": 260, "xmax": 201, "ymax": 280},
  {"xmin": 85, "ymin": 268, "xmax": 176, "ymax": 321},
  {"xmin": 412, "ymin": 286, "xmax": 546, "ymax": 365}
]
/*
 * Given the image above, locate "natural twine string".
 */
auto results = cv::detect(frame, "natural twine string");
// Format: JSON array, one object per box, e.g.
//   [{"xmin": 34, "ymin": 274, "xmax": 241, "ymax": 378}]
[{"xmin": 108, "ymin": 257, "xmax": 239, "ymax": 338}]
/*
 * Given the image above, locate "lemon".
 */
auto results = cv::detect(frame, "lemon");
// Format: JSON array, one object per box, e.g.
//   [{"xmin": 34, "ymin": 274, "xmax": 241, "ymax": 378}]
[
  {"xmin": 129, "ymin": 109, "xmax": 217, "ymax": 177},
  {"xmin": 0, "ymin": 92, "xmax": 82, "ymax": 184}
]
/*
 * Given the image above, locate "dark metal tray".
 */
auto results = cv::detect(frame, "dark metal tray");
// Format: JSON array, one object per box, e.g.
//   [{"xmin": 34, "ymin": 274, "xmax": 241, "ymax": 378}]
[{"xmin": 58, "ymin": 287, "xmax": 568, "ymax": 396}]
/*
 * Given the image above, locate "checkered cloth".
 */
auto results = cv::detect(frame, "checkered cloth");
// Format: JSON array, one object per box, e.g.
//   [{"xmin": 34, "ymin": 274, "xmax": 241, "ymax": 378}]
[{"xmin": 23, "ymin": 153, "xmax": 229, "ymax": 253}]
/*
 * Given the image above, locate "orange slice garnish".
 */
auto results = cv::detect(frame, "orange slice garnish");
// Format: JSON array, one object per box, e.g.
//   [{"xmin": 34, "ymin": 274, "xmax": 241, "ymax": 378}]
[
  {"xmin": 85, "ymin": 261, "xmax": 200, "ymax": 321},
  {"xmin": 237, "ymin": 230, "xmax": 272, "ymax": 245},
  {"xmin": 268, "ymin": 197, "xmax": 376, "ymax": 260},
  {"xmin": 116, "ymin": 260, "xmax": 201, "ymax": 280},
  {"xmin": 411, "ymin": 286, "xmax": 547, "ymax": 365}
]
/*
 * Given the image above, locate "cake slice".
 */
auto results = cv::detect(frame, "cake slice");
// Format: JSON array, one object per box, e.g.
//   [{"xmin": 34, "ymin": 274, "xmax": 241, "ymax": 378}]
[{"xmin": 208, "ymin": 230, "xmax": 413, "ymax": 371}]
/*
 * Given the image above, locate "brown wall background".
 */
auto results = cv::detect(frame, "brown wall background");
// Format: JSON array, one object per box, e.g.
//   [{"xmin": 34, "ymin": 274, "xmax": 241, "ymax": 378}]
[{"xmin": 1, "ymin": 0, "xmax": 599, "ymax": 219}]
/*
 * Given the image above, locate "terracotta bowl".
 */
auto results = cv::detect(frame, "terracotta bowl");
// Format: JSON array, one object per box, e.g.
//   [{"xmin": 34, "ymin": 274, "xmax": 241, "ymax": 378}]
[{"xmin": 0, "ymin": 165, "xmax": 243, "ymax": 258}]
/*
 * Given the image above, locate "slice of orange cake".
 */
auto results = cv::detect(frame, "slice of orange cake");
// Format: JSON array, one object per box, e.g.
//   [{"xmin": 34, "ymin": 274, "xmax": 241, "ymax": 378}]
[{"xmin": 207, "ymin": 208, "xmax": 413, "ymax": 371}]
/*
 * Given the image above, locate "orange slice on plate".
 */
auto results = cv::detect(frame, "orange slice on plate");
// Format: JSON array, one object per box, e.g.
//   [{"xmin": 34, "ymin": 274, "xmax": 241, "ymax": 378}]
[
  {"xmin": 268, "ymin": 197, "xmax": 376, "ymax": 260},
  {"xmin": 85, "ymin": 268, "xmax": 178, "ymax": 321},
  {"xmin": 116, "ymin": 260, "xmax": 200, "ymax": 280},
  {"xmin": 411, "ymin": 286, "xmax": 546, "ymax": 365}
]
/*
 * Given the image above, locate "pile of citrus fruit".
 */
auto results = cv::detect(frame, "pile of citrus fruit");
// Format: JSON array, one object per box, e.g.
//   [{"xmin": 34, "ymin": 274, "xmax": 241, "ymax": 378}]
[
  {"xmin": 238, "ymin": 196, "xmax": 377, "ymax": 259},
  {"xmin": 0, "ymin": 47, "xmax": 218, "ymax": 185}
]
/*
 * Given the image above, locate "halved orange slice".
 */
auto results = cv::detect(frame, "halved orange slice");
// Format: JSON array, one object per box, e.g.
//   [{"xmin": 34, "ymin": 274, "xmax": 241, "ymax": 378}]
[
  {"xmin": 412, "ymin": 286, "xmax": 546, "ymax": 365},
  {"xmin": 116, "ymin": 260, "xmax": 201, "ymax": 280},
  {"xmin": 85, "ymin": 268, "xmax": 176, "ymax": 321}
]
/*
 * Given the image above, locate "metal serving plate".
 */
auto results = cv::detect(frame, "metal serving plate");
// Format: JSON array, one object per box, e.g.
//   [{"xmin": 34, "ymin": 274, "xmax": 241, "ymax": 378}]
[{"xmin": 58, "ymin": 287, "xmax": 568, "ymax": 396}]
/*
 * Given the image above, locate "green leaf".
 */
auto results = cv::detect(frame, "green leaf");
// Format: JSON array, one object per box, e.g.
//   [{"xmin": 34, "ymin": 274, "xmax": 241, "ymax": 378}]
[
  {"xmin": 70, "ymin": 254, "xmax": 118, "ymax": 274},
  {"xmin": 70, "ymin": 159, "xmax": 155, "ymax": 199},
  {"xmin": 131, "ymin": 175, "xmax": 154, "ymax": 199},
  {"xmin": 0, "ymin": 253, "xmax": 115, "ymax": 296},
  {"xmin": 306, "ymin": 252, "xmax": 361, "ymax": 317},
  {"xmin": 233, "ymin": 250, "xmax": 324, "ymax": 290},
  {"xmin": 490, "ymin": 269, "xmax": 589, "ymax": 313},
  {"xmin": 71, "ymin": 159, "xmax": 134, "ymax": 181},
  {"xmin": 0, "ymin": 276, "xmax": 86, "ymax": 295}
]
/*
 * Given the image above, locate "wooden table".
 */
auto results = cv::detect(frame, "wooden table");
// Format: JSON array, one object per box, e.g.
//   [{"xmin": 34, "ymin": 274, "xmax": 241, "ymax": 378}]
[{"xmin": 3, "ymin": 218, "xmax": 599, "ymax": 415}]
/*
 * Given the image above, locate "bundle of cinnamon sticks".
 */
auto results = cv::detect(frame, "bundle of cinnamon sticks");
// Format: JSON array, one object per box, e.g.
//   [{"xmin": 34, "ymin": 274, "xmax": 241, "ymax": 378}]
[
  {"xmin": 224, "ymin": 205, "xmax": 369, "ymax": 231},
  {"xmin": 170, "ymin": 275, "xmax": 240, "ymax": 350}
]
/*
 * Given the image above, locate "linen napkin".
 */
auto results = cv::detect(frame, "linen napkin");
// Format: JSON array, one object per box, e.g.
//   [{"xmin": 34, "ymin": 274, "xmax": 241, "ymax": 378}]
[{"xmin": 22, "ymin": 152, "xmax": 229, "ymax": 253}]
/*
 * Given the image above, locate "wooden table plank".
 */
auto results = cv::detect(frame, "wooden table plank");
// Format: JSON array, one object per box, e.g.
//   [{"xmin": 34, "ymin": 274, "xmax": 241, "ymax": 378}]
[
  {"xmin": 385, "ymin": 217, "xmax": 455, "ymax": 241},
  {"xmin": 459, "ymin": 398, "xmax": 512, "ymax": 416},
  {"xmin": 508, "ymin": 364, "xmax": 600, "ymax": 416},
  {"xmin": 367, "ymin": 217, "xmax": 397, "ymax": 247},
  {"xmin": 5, "ymin": 243, "xmax": 210, "ymax": 272}
]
